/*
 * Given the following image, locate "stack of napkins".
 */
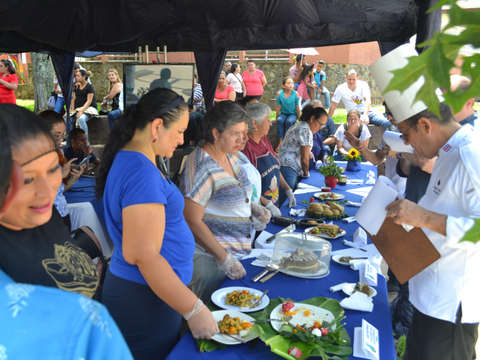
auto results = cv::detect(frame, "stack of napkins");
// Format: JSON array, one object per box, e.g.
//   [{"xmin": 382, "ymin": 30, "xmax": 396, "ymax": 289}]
[{"xmin": 340, "ymin": 292, "xmax": 374, "ymax": 312}]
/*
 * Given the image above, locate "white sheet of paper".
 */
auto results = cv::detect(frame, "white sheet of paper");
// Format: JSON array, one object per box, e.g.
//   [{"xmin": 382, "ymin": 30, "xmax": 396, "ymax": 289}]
[
  {"xmin": 383, "ymin": 131, "xmax": 414, "ymax": 153},
  {"xmin": 360, "ymin": 262, "xmax": 378, "ymax": 287},
  {"xmin": 353, "ymin": 320, "xmax": 380, "ymax": 360},
  {"xmin": 354, "ymin": 228, "xmax": 368, "ymax": 245},
  {"xmin": 355, "ymin": 176, "xmax": 399, "ymax": 235}
]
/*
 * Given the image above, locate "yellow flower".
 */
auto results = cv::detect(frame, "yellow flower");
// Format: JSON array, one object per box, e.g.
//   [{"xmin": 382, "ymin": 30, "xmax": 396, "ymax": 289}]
[{"xmin": 348, "ymin": 148, "xmax": 360, "ymax": 159}]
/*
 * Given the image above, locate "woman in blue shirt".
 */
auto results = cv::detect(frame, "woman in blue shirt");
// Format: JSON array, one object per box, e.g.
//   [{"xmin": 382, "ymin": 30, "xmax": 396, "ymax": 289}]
[{"xmin": 97, "ymin": 88, "xmax": 218, "ymax": 360}]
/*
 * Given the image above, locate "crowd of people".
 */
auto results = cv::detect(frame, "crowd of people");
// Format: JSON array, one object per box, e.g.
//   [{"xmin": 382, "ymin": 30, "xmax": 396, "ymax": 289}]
[{"xmin": 0, "ymin": 46, "xmax": 479, "ymax": 360}]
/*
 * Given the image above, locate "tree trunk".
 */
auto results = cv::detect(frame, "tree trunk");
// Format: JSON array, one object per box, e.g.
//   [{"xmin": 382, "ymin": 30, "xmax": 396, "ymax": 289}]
[{"xmin": 31, "ymin": 53, "xmax": 54, "ymax": 112}]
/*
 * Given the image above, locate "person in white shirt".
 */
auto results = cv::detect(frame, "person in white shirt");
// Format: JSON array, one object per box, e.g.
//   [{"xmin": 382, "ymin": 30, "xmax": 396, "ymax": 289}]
[
  {"xmin": 226, "ymin": 63, "xmax": 246, "ymax": 102},
  {"xmin": 328, "ymin": 69, "xmax": 391, "ymax": 129},
  {"xmin": 333, "ymin": 109, "xmax": 371, "ymax": 159},
  {"xmin": 386, "ymin": 103, "xmax": 480, "ymax": 360},
  {"xmin": 449, "ymin": 75, "xmax": 478, "ymax": 128}
]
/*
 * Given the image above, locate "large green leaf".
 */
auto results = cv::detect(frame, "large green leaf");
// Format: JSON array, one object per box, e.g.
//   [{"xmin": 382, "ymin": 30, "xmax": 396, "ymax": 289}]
[
  {"xmin": 461, "ymin": 219, "xmax": 480, "ymax": 243},
  {"xmin": 195, "ymin": 296, "xmax": 352, "ymax": 359}
]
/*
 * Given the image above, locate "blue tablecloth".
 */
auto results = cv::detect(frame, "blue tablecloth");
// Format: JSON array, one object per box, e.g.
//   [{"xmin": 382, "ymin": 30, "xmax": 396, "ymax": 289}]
[
  {"xmin": 64, "ymin": 176, "xmax": 97, "ymax": 204},
  {"xmin": 167, "ymin": 162, "xmax": 395, "ymax": 360}
]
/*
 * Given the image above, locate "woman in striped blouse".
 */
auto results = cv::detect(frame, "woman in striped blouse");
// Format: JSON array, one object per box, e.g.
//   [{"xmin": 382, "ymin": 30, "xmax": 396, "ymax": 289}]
[{"xmin": 180, "ymin": 101, "xmax": 253, "ymax": 302}]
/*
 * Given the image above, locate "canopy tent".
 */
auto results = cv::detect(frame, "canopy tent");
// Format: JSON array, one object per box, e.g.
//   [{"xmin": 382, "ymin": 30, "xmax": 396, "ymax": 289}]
[{"xmin": 0, "ymin": 0, "xmax": 440, "ymax": 112}]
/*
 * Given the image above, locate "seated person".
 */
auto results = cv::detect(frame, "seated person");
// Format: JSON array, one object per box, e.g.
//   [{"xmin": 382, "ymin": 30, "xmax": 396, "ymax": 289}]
[
  {"xmin": 0, "ymin": 105, "xmax": 104, "ymax": 299},
  {"xmin": 334, "ymin": 109, "xmax": 371, "ymax": 160},
  {"xmin": 0, "ymin": 116, "xmax": 132, "ymax": 360},
  {"xmin": 310, "ymin": 100, "xmax": 336, "ymax": 162},
  {"xmin": 278, "ymin": 106, "xmax": 328, "ymax": 189},
  {"xmin": 64, "ymin": 128, "xmax": 100, "ymax": 168},
  {"xmin": 214, "ymin": 71, "xmax": 236, "ymax": 103},
  {"xmin": 38, "ymin": 110, "xmax": 113, "ymax": 258}
]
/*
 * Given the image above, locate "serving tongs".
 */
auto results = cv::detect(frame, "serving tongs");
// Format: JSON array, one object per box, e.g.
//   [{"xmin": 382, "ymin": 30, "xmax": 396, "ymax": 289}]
[{"xmin": 264, "ymin": 224, "xmax": 296, "ymax": 244}]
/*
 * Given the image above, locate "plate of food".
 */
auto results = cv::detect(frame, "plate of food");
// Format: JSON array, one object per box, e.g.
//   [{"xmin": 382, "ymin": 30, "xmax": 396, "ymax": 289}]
[
  {"xmin": 277, "ymin": 249, "xmax": 330, "ymax": 279},
  {"xmin": 331, "ymin": 254, "xmax": 368, "ymax": 266},
  {"xmin": 314, "ymin": 192, "xmax": 345, "ymax": 201},
  {"xmin": 211, "ymin": 286, "xmax": 270, "ymax": 312},
  {"xmin": 269, "ymin": 301, "xmax": 336, "ymax": 333},
  {"xmin": 305, "ymin": 224, "xmax": 346, "ymax": 239},
  {"xmin": 296, "ymin": 218, "xmax": 325, "ymax": 228},
  {"xmin": 212, "ymin": 310, "xmax": 258, "ymax": 345},
  {"xmin": 343, "ymin": 282, "xmax": 377, "ymax": 298},
  {"xmin": 307, "ymin": 201, "xmax": 346, "ymax": 220}
]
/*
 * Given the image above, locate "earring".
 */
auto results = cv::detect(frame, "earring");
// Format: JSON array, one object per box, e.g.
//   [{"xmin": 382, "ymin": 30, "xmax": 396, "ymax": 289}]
[{"xmin": 152, "ymin": 137, "xmax": 157, "ymax": 143}]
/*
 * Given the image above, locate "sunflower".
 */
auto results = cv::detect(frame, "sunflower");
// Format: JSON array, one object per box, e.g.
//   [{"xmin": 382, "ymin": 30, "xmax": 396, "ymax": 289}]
[{"xmin": 348, "ymin": 148, "xmax": 360, "ymax": 159}]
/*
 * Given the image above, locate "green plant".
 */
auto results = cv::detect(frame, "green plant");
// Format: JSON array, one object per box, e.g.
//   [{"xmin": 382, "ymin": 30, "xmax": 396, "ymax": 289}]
[
  {"xmin": 395, "ymin": 335, "xmax": 406, "ymax": 359},
  {"xmin": 317, "ymin": 156, "xmax": 342, "ymax": 180},
  {"xmin": 385, "ymin": 0, "xmax": 480, "ymax": 243}
]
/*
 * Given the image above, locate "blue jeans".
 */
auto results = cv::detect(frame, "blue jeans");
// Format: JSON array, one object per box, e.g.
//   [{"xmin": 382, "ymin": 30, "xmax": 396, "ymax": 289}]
[
  {"xmin": 107, "ymin": 109, "xmax": 122, "ymax": 129},
  {"xmin": 76, "ymin": 113, "xmax": 91, "ymax": 140},
  {"xmin": 280, "ymin": 165, "xmax": 299, "ymax": 190},
  {"xmin": 368, "ymin": 110, "xmax": 391, "ymax": 129},
  {"xmin": 316, "ymin": 88, "xmax": 330, "ymax": 108},
  {"xmin": 277, "ymin": 114, "xmax": 297, "ymax": 139},
  {"xmin": 54, "ymin": 96, "xmax": 64, "ymax": 114}
]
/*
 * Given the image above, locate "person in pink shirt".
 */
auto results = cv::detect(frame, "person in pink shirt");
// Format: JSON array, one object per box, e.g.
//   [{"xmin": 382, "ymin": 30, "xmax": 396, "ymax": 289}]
[
  {"xmin": 242, "ymin": 60, "xmax": 267, "ymax": 102},
  {"xmin": 214, "ymin": 71, "xmax": 236, "ymax": 103},
  {"xmin": 297, "ymin": 64, "xmax": 316, "ymax": 109}
]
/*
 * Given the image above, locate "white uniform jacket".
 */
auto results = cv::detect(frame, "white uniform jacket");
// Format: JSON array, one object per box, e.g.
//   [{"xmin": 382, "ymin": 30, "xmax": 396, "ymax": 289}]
[{"xmin": 411, "ymin": 125, "xmax": 480, "ymax": 323}]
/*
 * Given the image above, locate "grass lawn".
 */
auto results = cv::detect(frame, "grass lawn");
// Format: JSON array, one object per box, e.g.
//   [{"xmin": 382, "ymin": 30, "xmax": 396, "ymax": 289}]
[{"xmin": 16, "ymin": 99, "xmax": 35, "ymax": 112}]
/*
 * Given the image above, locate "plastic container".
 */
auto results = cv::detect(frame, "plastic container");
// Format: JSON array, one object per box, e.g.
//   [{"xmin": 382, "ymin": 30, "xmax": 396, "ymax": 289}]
[{"xmin": 271, "ymin": 232, "xmax": 331, "ymax": 279}]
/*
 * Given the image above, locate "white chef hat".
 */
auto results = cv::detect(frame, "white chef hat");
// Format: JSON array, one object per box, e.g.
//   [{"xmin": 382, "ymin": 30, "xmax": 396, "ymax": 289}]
[{"xmin": 370, "ymin": 44, "xmax": 427, "ymax": 123}]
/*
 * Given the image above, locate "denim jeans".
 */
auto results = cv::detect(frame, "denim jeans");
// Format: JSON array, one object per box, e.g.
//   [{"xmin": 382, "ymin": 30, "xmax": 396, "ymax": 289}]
[
  {"xmin": 107, "ymin": 109, "xmax": 122, "ymax": 129},
  {"xmin": 316, "ymin": 88, "xmax": 330, "ymax": 108},
  {"xmin": 368, "ymin": 110, "xmax": 391, "ymax": 129},
  {"xmin": 54, "ymin": 96, "xmax": 65, "ymax": 114},
  {"xmin": 76, "ymin": 113, "xmax": 91, "ymax": 141},
  {"xmin": 277, "ymin": 114, "xmax": 297, "ymax": 139},
  {"xmin": 280, "ymin": 165, "xmax": 299, "ymax": 190}
]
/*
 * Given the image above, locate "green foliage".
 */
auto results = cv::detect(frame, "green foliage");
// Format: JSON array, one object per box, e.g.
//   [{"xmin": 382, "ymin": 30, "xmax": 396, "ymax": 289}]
[
  {"xmin": 395, "ymin": 335, "xmax": 406, "ymax": 359},
  {"xmin": 384, "ymin": 0, "xmax": 480, "ymax": 115},
  {"xmin": 385, "ymin": 1, "xmax": 480, "ymax": 243},
  {"xmin": 318, "ymin": 156, "xmax": 343, "ymax": 180},
  {"xmin": 196, "ymin": 296, "xmax": 352, "ymax": 360}
]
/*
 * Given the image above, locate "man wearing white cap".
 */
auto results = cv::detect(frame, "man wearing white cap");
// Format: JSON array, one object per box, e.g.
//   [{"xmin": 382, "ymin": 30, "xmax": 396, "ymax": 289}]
[
  {"xmin": 371, "ymin": 44, "xmax": 480, "ymax": 360},
  {"xmin": 328, "ymin": 69, "xmax": 391, "ymax": 129}
]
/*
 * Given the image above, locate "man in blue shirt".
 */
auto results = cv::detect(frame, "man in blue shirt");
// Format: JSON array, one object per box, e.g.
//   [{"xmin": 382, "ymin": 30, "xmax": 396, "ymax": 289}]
[{"xmin": 0, "ymin": 114, "xmax": 132, "ymax": 360}]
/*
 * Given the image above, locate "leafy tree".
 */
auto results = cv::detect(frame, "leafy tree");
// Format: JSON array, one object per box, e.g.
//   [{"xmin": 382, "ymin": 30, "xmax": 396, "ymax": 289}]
[{"xmin": 385, "ymin": 0, "xmax": 480, "ymax": 243}]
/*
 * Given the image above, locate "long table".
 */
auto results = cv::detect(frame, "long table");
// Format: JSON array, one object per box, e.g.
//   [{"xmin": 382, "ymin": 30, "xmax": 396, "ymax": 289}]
[{"xmin": 167, "ymin": 162, "xmax": 395, "ymax": 359}]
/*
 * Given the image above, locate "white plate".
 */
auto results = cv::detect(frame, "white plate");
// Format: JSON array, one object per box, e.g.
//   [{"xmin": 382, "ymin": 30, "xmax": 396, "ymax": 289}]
[
  {"xmin": 332, "ymin": 254, "xmax": 351, "ymax": 266},
  {"xmin": 211, "ymin": 310, "xmax": 258, "ymax": 345},
  {"xmin": 270, "ymin": 303, "xmax": 336, "ymax": 333},
  {"xmin": 342, "ymin": 283, "xmax": 377, "ymax": 298},
  {"xmin": 211, "ymin": 286, "xmax": 270, "ymax": 313},
  {"xmin": 332, "ymin": 254, "xmax": 368, "ymax": 266},
  {"xmin": 305, "ymin": 226, "xmax": 346, "ymax": 239},
  {"xmin": 313, "ymin": 191, "xmax": 345, "ymax": 201}
]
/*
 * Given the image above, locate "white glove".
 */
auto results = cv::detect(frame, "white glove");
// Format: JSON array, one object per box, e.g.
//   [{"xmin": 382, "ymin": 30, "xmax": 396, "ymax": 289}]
[
  {"xmin": 265, "ymin": 200, "xmax": 282, "ymax": 217},
  {"xmin": 251, "ymin": 202, "xmax": 272, "ymax": 231},
  {"xmin": 218, "ymin": 252, "xmax": 246, "ymax": 279},
  {"xmin": 286, "ymin": 188, "xmax": 296, "ymax": 208},
  {"xmin": 360, "ymin": 114, "xmax": 370, "ymax": 124},
  {"xmin": 184, "ymin": 298, "xmax": 219, "ymax": 339},
  {"xmin": 309, "ymin": 151, "xmax": 315, "ymax": 160}
]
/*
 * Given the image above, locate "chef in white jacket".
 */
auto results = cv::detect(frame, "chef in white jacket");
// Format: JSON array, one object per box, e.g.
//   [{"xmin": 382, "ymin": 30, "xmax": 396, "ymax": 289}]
[{"xmin": 370, "ymin": 44, "xmax": 480, "ymax": 360}]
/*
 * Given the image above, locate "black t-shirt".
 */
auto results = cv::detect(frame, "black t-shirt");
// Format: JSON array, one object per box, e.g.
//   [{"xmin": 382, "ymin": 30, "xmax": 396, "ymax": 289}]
[
  {"xmin": 74, "ymin": 83, "xmax": 96, "ymax": 109},
  {"xmin": 0, "ymin": 209, "xmax": 99, "ymax": 298}
]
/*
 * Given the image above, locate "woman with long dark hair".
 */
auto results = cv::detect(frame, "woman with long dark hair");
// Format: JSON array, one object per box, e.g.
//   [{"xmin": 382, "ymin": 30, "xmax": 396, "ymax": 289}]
[
  {"xmin": 97, "ymin": 88, "xmax": 217, "ymax": 359},
  {"xmin": 0, "ymin": 59, "xmax": 18, "ymax": 104},
  {"xmin": 226, "ymin": 63, "xmax": 246, "ymax": 102}
]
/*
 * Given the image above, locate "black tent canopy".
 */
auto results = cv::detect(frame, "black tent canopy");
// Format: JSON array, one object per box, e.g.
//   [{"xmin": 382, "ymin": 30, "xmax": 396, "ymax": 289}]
[{"xmin": 0, "ymin": 0, "xmax": 440, "ymax": 113}]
